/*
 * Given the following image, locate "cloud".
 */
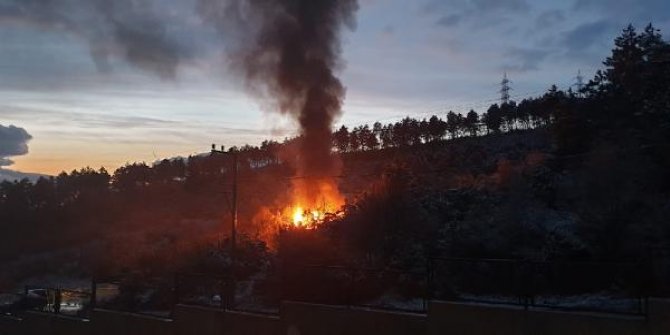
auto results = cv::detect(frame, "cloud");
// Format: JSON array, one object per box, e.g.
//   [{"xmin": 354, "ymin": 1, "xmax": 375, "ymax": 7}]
[
  {"xmin": 0, "ymin": 168, "xmax": 46, "ymax": 181},
  {"xmin": 573, "ymin": 0, "xmax": 670, "ymax": 22},
  {"xmin": 381, "ymin": 24, "xmax": 395, "ymax": 37},
  {"xmin": 535, "ymin": 10, "xmax": 565, "ymax": 29},
  {"xmin": 0, "ymin": 0, "xmax": 194, "ymax": 79},
  {"xmin": 0, "ymin": 105, "xmax": 178, "ymax": 130},
  {"xmin": 563, "ymin": 20, "xmax": 617, "ymax": 52},
  {"xmin": 0, "ymin": 124, "xmax": 39, "ymax": 182},
  {"xmin": 470, "ymin": 0, "xmax": 529, "ymax": 12},
  {"xmin": 428, "ymin": 0, "xmax": 529, "ymax": 13},
  {"xmin": 0, "ymin": 158, "xmax": 14, "ymax": 167},
  {"xmin": 436, "ymin": 14, "xmax": 462, "ymax": 27},
  {"xmin": 432, "ymin": 0, "xmax": 530, "ymax": 30},
  {"xmin": 0, "ymin": 124, "xmax": 32, "ymax": 166},
  {"xmin": 504, "ymin": 47, "xmax": 551, "ymax": 72}
]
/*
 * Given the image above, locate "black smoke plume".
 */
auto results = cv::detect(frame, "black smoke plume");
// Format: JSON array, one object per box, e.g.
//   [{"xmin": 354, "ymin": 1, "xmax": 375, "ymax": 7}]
[{"xmin": 199, "ymin": 0, "xmax": 358, "ymax": 200}]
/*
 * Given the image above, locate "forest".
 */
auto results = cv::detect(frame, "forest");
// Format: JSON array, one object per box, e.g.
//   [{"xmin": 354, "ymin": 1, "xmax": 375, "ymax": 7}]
[{"xmin": 1, "ymin": 24, "xmax": 669, "ymax": 296}]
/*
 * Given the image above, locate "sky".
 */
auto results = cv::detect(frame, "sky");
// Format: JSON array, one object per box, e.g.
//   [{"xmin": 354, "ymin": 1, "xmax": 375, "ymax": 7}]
[{"xmin": 1, "ymin": 0, "xmax": 669, "ymax": 178}]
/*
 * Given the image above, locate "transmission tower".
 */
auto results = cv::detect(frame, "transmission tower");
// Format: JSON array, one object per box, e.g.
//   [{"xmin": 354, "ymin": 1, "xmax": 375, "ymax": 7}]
[
  {"xmin": 575, "ymin": 70, "xmax": 585, "ymax": 96},
  {"xmin": 500, "ymin": 72, "xmax": 511, "ymax": 105}
]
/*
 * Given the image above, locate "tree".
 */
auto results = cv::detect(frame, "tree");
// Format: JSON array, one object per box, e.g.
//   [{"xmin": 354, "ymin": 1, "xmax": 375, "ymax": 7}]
[
  {"xmin": 392, "ymin": 117, "xmax": 421, "ymax": 147},
  {"xmin": 349, "ymin": 126, "xmax": 363, "ymax": 152},
  {"xmin": 333, "ymin": 126, "xmax": 350, "ymax": 152},
  {"xmin": 359, "ymin": 125, "xmax": 379, "ymax": 151},
  {"xmin": 260, "ymin": 140, "xmax": 280, "ymax": 165},
  {"xmin": 372, "ymin": 122, "xmax": 383, "ymax": 143},
  {"xmin": 112, "ymin": 163, "xmax": 151, "ymax": 193},
  {"xmin": 516, "ymin": 100, "xmax": 532, "ymax": 129},
  {"xmin": 403, "ymin": 117, "xmax": 422, "ymax": 145},
  {"xmin": 500, "ymin": 101, "xmax": 517, "ymax": 131},
  {"xmin": 153, "ymin": 159, "xmax": 186, "ymax": 183},
  {"xmin": 464, "ymin": 110, "xmax": 479, "ymax": 136},
  {"xmin": 31, "ymin": 177, "xmax": 56, "ymax": 212},
  {"xmin": 483, "ymin": 104, "xmax": 503, "ymax": 133},
  {"xmin": 538, "ymin": 86, "xmax": 563, "ymax": 126},
  {"xmin": 0, "ymin": 179, "xmax": 33, "ymax": 223},
  {"xmin": 446, "ymin": 111, "xmax": 462, "ymax": 139},
  {"xmin": 380, "ymin": 124, "xmax": 394, "ymax": 149},
  {"xmin": 426, "ymin": 115, "xmax": 447, "ymax": 142},
  {"xmin": 603, "ymin": 25, "xmax": 644, "ymax": 96},
  {"xmin": 419, "ymin": 118, "xmax": 431, "ymax": 143}
]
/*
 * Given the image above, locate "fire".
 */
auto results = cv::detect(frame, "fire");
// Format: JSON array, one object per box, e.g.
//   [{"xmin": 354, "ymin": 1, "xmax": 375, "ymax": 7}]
[
  {"xmin": 250, "ymin": 179, "xmax": 345, "ymax": 247},
  {"xmin": 284, "ymin": 179, "xmax": 345, "ymax": 229},
  {"xmin": 292, "ymin": 207, "xmax": 305, "ymax": 226},
  {"xmin": 290, "ymin": 206, "xmax": 332, "ymax": 227}
]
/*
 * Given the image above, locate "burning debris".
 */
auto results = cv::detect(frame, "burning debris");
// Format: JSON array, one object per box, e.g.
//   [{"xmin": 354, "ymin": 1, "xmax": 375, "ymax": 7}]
[{"xmin": 202, "ymin": 0, "xmax": 359, "ymax": 224}]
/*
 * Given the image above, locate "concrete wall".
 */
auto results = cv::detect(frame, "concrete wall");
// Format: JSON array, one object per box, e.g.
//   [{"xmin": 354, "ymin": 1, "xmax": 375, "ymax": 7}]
[
  {"xmin": 526, "ymin": 309, "xmax": 646, "ymax": 335},
  {"xmin": 428, "ymin": 301, "xmax": 527, "ymax": 335},
  {"xmin": 648, "ymin": 299, "xmax": 670, "ymax": 335},
  {"xmin": 1, "ymin": 299, "xmax": 668, "ymax": 335},
  {"xmin": 174, "ymin": 304, "xmax": 280, "ymax": 335},
  {"xmin": 427, "ymin": 301, "xmax": 667, "ymax": 335},
  {"xmin": 174, "ymin": 305, "xmax": 225, "ymax": 335},
  {"xmin": 281, "ymin": 301, "xmax": 427, "ymax": 335},
  {"xmin": 18, "ymin": 311, "xmax": 90, "ymax": 335},
  {"xmin": 0, "ymin": 315, "xmax": 22, "ymax": 335},
  {"xmin": 90, "ymin": 309, "xmax": 173, "ymax": 335},
  {"xmin": 224, "ymin": 310, "xmax": 280, "ymax": 335}
]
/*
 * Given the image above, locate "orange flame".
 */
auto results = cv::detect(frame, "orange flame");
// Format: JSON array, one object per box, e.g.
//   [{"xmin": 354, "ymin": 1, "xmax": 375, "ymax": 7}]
[{"xmin": 284, "ymin": 178, "xmax": 344, "ymax": 229}]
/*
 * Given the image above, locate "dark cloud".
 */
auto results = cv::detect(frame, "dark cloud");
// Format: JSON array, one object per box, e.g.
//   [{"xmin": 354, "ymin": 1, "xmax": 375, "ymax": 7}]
[
  {"xmin": 436, "ymin": 14, "xmax": 462, "ymax": 27},
  {"xmin": 574, "ymin": 0, "xmax": 670, "ymax": 22},
  {"xmin": 563, "ymin": 20, "xmax": 617, "ymax": 51},
  {"xmin": 470, "ymin": 0, "xmax": 529, "ymax": 12},
  {"xmin": 0, "ymin": 124, "xmax": 32, "ymax": 167},
  {"xmin": 504, "ymin": 47, "xmax": 551, "ymax": 72},
  {"xmin": 428, "ymin": 0, "xmax": 529, "ymax": 14},
  {"xmin": 536, "ymin": 9, "xmax": 566, "ymax": 29},
  {"xmin": 0, "ymin": 0, "xmax": 192, "ymax": 79},
  {"xmin": 0, "ymin": 158, "xmax": 14, "ymax": 167},
  {"xmin": 432, "ymin": 0, "xmax": 530, "ymax": 30}
]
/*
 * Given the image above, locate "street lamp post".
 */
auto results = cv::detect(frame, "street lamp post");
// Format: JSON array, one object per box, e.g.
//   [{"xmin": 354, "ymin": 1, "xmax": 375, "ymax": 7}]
[{"xmin": 211, "ymin": 144, "xmax": 238, "ymax": 308}]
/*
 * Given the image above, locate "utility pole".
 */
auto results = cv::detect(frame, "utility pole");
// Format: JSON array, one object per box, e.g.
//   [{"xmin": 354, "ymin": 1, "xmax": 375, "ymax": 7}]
[
  {"xmin": 500, "ymin": 72, "xmax": 511, "ymax": 105},
  {"xmin": 211, "ymin": 144, "xmax": 238, "ymax": 308}
]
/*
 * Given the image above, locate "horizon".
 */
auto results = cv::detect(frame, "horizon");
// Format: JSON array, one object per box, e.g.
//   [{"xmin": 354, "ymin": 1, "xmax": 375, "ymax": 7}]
[{"xmin": 1, "ymin": 0, "xmax": 670, "ymax": 177}]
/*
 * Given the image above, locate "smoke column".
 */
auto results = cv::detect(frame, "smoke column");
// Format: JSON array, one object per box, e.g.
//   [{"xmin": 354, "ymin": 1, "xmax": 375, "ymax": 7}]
[{"xmin": 200, "ymin": 0, "xmax": 358, "ymax": 202}]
